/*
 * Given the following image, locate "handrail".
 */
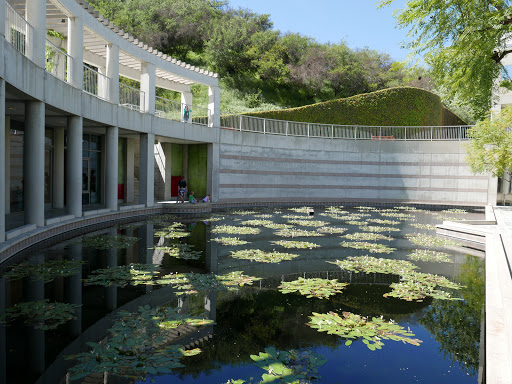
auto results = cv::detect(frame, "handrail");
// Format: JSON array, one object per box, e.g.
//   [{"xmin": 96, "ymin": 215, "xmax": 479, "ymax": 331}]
[
  {"xmin": 5, "ymin": 2, "xmax": 34, "ymax": 60},
  {"xmin": 120, "ymin": 82, "xmax": 145, "ymax": 112},
  {"xmin": 220, "ymin": 113, "xmax": 472, "ymax": 141},
  {"xmin": 155, "ymin": 96, "xmax": 211, "ymax": 126},
  {"xmin": 83, "ymin": 64, "xmax": 109, "ymax": 100},
  {"xmin": 45, "ymin": 39, "xmax": 71, "ymax": 83}
]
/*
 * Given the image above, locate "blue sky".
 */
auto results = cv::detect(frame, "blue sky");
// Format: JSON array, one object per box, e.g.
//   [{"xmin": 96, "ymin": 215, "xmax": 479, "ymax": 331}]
[{"xmin": 227, "ymin": 0, "xmax": 410, "ymax": 62}]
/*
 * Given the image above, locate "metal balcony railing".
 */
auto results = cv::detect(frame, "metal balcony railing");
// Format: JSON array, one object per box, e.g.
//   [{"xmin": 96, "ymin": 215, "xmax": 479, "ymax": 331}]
[
  {"xmin": 45, "ymin": 39, "xmax": 71, "ymax": 83},
  {"xmin": 155, "ymin": 96, "xmax": 211, "ymax": 126},
  {"xmin": 83, "ymin": 64, "xmax": 109, "ymax": 99},
  {"xmin": 220, "ymin": 114, "xmax": 472, "ymax": 141},
  {"xmin": 5, "ymin": 2, "xmax": 33, "ymax": 59},
  {"xmin": 120, "ymin": 82, "xmax": 145, "ymax": 112}
]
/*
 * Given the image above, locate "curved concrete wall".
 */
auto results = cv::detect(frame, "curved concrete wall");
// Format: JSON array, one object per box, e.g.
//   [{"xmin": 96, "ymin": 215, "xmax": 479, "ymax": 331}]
[{"xmin": 218, "ymin": 130, "xmax": 493, "ymax": 206}]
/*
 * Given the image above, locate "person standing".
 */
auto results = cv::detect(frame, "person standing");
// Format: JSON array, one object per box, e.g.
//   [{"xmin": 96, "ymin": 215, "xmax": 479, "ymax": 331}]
[{"xmin": 177, "ymin": 177, "xmax": 187, "ymax": 203}]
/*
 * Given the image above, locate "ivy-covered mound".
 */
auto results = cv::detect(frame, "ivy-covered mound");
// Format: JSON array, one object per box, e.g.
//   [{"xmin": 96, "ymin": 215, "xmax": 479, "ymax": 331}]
[{"xmin": 246, "ymin": 87, "xmax": 465, "ymax": 126}]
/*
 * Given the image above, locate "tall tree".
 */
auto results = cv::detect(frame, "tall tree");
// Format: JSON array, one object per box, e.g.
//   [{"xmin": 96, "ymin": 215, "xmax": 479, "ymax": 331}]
[{"xmin": 380, "ymin": 0, "xmax": 512, "ymax": 120}]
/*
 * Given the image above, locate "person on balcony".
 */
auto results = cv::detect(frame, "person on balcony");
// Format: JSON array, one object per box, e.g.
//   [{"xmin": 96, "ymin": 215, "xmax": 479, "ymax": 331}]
[
  {"xmin": 189, "ymin": 191, "xmax": 197, "ymax": 204},
  {"xmin": 183, "ymin": 105, "xmax": 191, "ymax": 122}
]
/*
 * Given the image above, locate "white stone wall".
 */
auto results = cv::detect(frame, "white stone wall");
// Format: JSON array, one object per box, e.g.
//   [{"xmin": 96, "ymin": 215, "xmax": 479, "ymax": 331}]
[{"xmin": 219, "ymin": 130, "xmax": 491, "ymax": 206}]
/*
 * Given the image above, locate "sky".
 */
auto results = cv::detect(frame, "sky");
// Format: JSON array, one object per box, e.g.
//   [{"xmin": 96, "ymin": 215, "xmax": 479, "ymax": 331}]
[{"xmin": 226, "ymin": 0, "xmax": 411, "ymax": 62}]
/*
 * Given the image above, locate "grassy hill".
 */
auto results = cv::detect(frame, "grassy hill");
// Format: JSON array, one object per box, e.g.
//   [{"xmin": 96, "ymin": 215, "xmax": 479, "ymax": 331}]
[{"xmin": 243, "ymin": 87, "xmax": 466, "ymax": 126}]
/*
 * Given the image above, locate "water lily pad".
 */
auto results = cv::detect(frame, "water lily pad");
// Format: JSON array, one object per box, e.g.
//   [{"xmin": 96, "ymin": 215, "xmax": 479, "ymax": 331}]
[
  {"xmin": 316, "ymin": 226, "xmax": 348, "ymax": 234},
  {"xmin": 345, "ymin": 220, "xmax": 369, "ymax": 226},
  {"xmin": 287, "ymin": 219, "xmax": 329, "ymax": 227},
  {"xmin": 411, "ymin": 223, "xmax": 436, "ymax": 231},
  {"xmin": 83, "ymin": 263, "xmax": 161, "ymax": 287},
  {"xmin": 330, "ymin": 256, "xmax": 418, "ymax": 275},
  {"xmin": 407, "ymin": 249, "xmax": 453, "ymax": 263},
  {"xmin": 278, "ymin": 277, "xmax": 348, "ymax": 299},
  {"xmin": 405, "ymin": 233, "xmax": 463, "ymax": 248},
  {"xmin": 380, "ymin": 212, "xmax": 415, "ymax": 220},
  {"xmin": 262, "ymin": 223, "xmax": 294, "ymax": 230},
  {"xmin": 154, "ymin": 244, "xmax": 203, "ymax": 260},
  {"xmin": 274, "ymin": 228, "xmax": 324, "ymax": 238},
  {"xmin": 230, "ymin": 249, "xmax": 299, "ymax": 263},
  {"xmin": 66, "ymin": 305, "xmax": 210, "ymax": 381},
  {"xmin": 3, "ymin": 259, "xmax": 85, "ymax": 282},
  {"xmin": 344, "ymin": 232, "xmax": 393, "ymax": 241},
  {"xmin": 367, "ymin": 218, "xmax": 400, "ymax": 225},
  {"xmin": 271, "ymin": 240, "xmax": 320, "ymax": 249},
  {"xmin": 82, "ymin": 234, "xmax": 139, "ymax": 249},
  {"xmin": 240, "ymin": 219, "xmax": 274, "ymax": 226},
  {"xmin": 289, "ymin": 206, "xmax": 314, "ymax": 213},
  {"xmin": 211, "ymin": 237, "xmax": 250, "ymax": 246},
  {"xmin": 156, "ymin": 271, "xmax": 260, "ymax": 294},
  {"xmin": 307, "ymin": 311, "xmax": 422, "ymax": 350},
  {"xmin": 340, "ymin": 241, "xmax": 396, "ymax": 254},
  {"xmin": 212, "ymin": 225, "xmax": 261, "ymax": 235},
  {"xmin": 231, "ymin": 210, "xmax": 257, "ymax": 215},
  {"xmin": 359, "ymin": 225, "xmax": 400, "ymax": 232},
  {"xmin": 2, "ymin": 300, "xmax": 80, "ymax": 330}
]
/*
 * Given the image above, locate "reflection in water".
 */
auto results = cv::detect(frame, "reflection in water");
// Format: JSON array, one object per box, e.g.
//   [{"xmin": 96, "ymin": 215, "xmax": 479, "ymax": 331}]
[{"xmin": 0, "ymin": 207, "xmax": 485, "ymax": 383}]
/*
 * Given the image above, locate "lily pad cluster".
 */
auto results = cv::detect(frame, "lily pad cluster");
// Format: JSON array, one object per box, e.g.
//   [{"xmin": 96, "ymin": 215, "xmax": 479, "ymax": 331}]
[
  {"xmin": 230, "ymin": 249, "xmax": 299, "ymax": 263},
  {"xmin": 367, "ymin": 218, "xmax": 400, "ymax": 225},
  {"xmin": 411, "ymin": 223, "xmax": 436, "ymax": 231},
  {"xmin": 2, "ymin": 259, "xmax": 84, "ymax": 282},
  {"xmin": 248, "ymin": 347, "xmax": 326, "ymax": 383},
  {"xmin": 344, "ymin": 232, "xmax": 393, "ymax": 241},
  {"xmin": 288, "ymin": 206, "xmax": 314, "ymax": 213},
  {"xmin": 380, "ymin": 212, "xmax": 415, "ymax": 220},
  {"xmin": 271, "ymin": 240, "xmax": 320, "ymax": 249},
  {"xmin": 154, "ymin": 243, "xmax": 203, "ymax": 260},
  {"xmin": 330, "ymin": 256, "xmax": 418, "ymax": 275},
  {"xmin": 240, "ymin": 219, "xmax": 274, "ymax": 226},
  {"xmin": 405, "ymin": 233, "xmax": 463, "ymax": 248},
  {"xmin": 384, "ymin": 271, "xmax": 463, "ymax": 302},
  {"xmin": 287, "ymin": 219, "xmax": 328, "ymax": 227},
  {"xmin": 2, "ymin": 299, "xmax": 80, "ymax": 330},
  {"xmin": 156, "ymin": 271, "xmax": 260, "ymax": 295},
  {"xmin": 316, "ymin": 226, "xmax": 347, "ymax": 234},
  {"xmin": 211, "ymin": 237, "xmax": 250, "ymax": 246},
  {"xmin": 307, "ymin": 311, "xmax": 422, "ymax": 350},
  {"xmin": 154, "ymin": 223, "xmax": 190, "ymax": 239},
  {"xmin": 262, "ymin": 223, "xmax": 293, "ymax": 230},
  {"xmin": 274, "ymin": 228, "xmax": 324, "ymax": 238},
  {"xmin": 82, "ymin": 234, "xmax": 139, "ymax": 249},
  {"xmin": 407, "ymin": 249, "xmax": 453, "ymax": 263},
  {"xmin": 66, "ymin": 305, "xmax": 210, "ymax": 381},
  {"xmin": 212, "ymin": 225, "xmax": 261, "ymax": 235},
  {"xmin": 278, "ymin": 277, "xmax": 348, "ymax": 299},
  {"xmin": 360, "ymin": 225, "xmax": 400, "ymax": 233},
  {"xmin": 83, "ymin": 263, "xmax": 161, "ymax": 287},
  {"xmin": 340, "ymin": 241, "xmax": 396, "ymax": 254}
]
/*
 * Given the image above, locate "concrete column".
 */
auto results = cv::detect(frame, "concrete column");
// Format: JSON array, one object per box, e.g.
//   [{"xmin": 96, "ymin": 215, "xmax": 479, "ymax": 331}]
[
  {"xmin": 4, "ymin": 117, "xmax": 9, "ymax": 215},
  {"xmin": 0, "ymin": 0, "xmax": 5, "ymax": 40},
  {"xmin": 105, "ymin": 229, "xmax": 117, "ymax": 311},
  {"xmin": 181, "ymin": 91, "xmax": 192, "ymax": 123},
  {"xmin": 52, "ymin": 127, "xmax": 65, "ymax": 209},
  {"xmin": 25, "ymin": 0, "xmax": 46, "ymax": 67},
  {"xmin": 141, "ymin": 62, "xmax": 156, "ymax": 114},
  {"xmin": 25, "ymin": 257, "xmax": 45, "ymax": 375},
  {"xmin": 0, "ymin": 81, "xmax": 5, "ymax": 242},
  {"xmin": 126, "ymin": 138, "xmax": 134, "ymax": 203},
  {"xmin": 207, "ymin": 143, "xmax": 220, "ymax": 202},
  {"xmin": 0, "ymin": 277, "xmax": 6, "ymax": 384},
  {"xmin": 139, "ymin": 133, "xmax": 154, "ymax": 207},
  {"xmin": 205, "ymin": 291, "xmax": 217, "ymax": 321},
  {"xmin": 67, "ymin": 16, "xmax": 84, "ymax": 90},
  {"xmin": 208, "ymin": 85, "xmax": 221, "ymax": 128},
  {"xmin": 66, "ymin": 116, "xmax": 82, "ymax": 217},
  {"xmin": 98, "ymin": 66, "xmax": 108, "ymax": 100},
  {"xmin": 488, "ymin": 175, "xmax": 498, "ymax": 206},
  {"xmin": 105, "ymin": 126, "xmax": 118, "ymax": 211},
  {"xmin": 24, "ymin": 101, "xmax": 45, "ymax": 227},
  {"xmin": 140, "ymin": 222, "xmax": 154, "ymax": 294},
  {"xmin": 163, "ymin": 143, "xmax": 173, "ymax": 200},
  {"xmin": 65, "ymin": 244, "xmax": 82, "ymax": 337},
  {"xmin": 183, "ymin": 144, "xmax": 189, "ymax": 186},
  {"xmin": 106, "ymin": 44, "xmax": 120, "ymax": 104}
]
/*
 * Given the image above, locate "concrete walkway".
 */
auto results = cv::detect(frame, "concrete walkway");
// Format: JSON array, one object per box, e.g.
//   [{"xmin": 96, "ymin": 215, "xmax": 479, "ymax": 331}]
[{"xmin": 486, "ymin": 206, "xmax": 512, "ymax": 384}]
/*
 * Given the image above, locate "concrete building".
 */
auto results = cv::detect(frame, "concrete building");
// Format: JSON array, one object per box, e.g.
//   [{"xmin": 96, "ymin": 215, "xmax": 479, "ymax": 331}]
[{"xmin": 0, "ymin": 0, "xmax": 494, "ymax": 261}]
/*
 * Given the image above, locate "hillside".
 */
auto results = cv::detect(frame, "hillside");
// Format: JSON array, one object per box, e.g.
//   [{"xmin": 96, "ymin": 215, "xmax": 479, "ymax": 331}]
[{"xmin": 244, "ymin": 87, "xmax": 466, "ymax": 126}]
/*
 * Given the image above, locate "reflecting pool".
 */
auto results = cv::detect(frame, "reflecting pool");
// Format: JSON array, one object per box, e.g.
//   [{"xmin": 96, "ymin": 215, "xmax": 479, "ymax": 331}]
[{"xmin": 0, "ymin": 206, "xmax": 485, "ymax": 384}]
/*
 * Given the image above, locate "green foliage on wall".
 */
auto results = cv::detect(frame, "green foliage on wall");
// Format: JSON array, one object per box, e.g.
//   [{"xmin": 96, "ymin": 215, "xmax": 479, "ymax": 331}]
[
  {"xmin": 171, "ymin": 144, "xmax": 183, "ymax": 177},
  {"xmin": 188, "ymin": 144, "xmax": 208, "ymax": 198},
  {"xmin": 244, "ymin": 87, "xmax": 465, "ymax": 126}
]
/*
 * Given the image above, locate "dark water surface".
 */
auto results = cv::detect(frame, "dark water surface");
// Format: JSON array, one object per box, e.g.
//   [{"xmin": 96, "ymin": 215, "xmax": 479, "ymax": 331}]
[{"xmin": 0, "ymin": 206, "xmax": 484, "ymax": 384}]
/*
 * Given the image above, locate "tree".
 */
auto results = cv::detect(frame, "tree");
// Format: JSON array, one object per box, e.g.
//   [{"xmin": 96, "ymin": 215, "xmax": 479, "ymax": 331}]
[
  {"xmin": 465, "ymin": 106, "xmax": 512, "ymax": 177},
  {"xmin": 380, "ymin": 0, "xmax": 512, "ymax": 120}
]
